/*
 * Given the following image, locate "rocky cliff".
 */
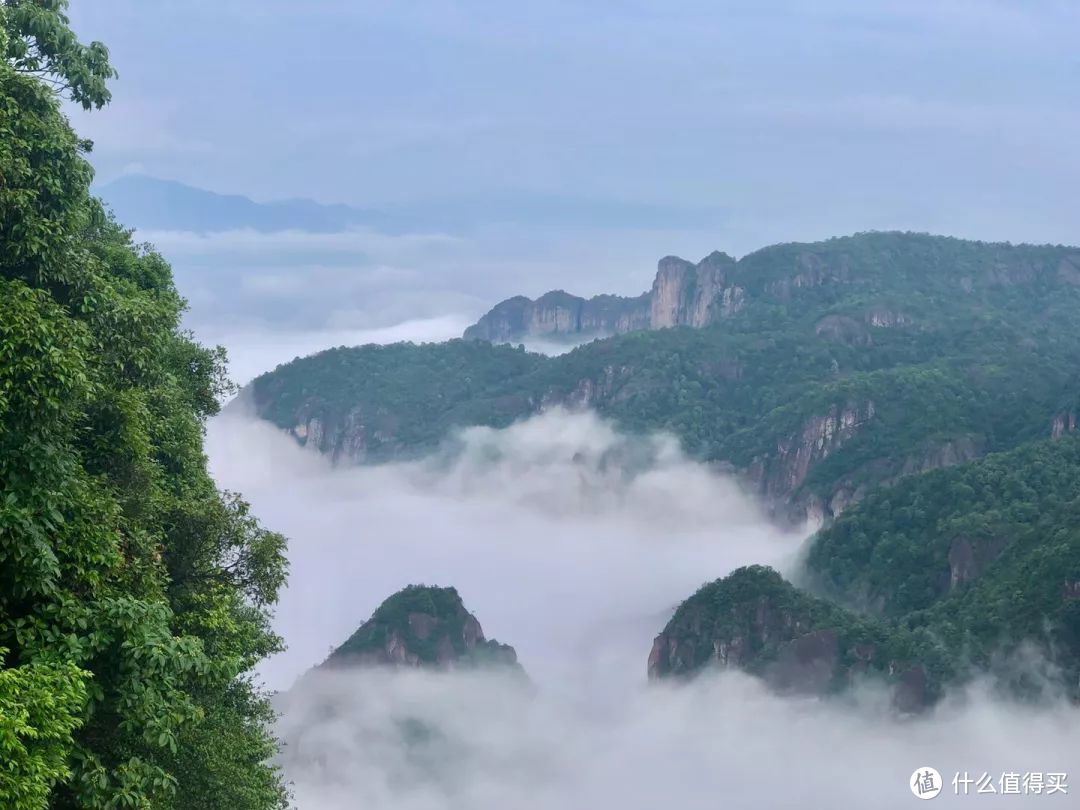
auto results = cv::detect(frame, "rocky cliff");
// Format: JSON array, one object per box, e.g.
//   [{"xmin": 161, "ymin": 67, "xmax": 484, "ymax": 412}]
[
  {"xmin": 463, "ymin": 250, "xmax": 742, "ymax": 342},
  {"xmin": 322, "ymin": 585, "xmax": 522, "ymax": 672},
  {"xmin": 649, "ymin": 251, "xmax": 742, "ymax": 328},
  {"xmin": 463, "ymin": 290, "xmax": 650, "ymax": 342},
  {"xmin": 647, "ymin": 566, "xmax": 940, "ymax": 712}
]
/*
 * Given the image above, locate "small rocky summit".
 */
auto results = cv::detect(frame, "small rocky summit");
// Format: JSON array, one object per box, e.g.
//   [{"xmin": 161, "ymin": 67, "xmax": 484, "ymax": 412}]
[
  {"xmin": 648, "ymin": 566, "xmax": 939, "ymax": 712},
  {"xmin": 322, "ymin": 585, "xmax": 523, "ymax": 673}
]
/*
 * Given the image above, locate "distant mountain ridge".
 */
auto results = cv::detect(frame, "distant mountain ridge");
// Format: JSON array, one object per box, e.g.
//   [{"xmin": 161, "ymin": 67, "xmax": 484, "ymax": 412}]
[
  {"xmin": 464, "ymin": 234, "xmax": 1080, "ymax": 342},
  {"xmin": 246, "ymin": 230, "xmax": 1080, "ymax": 704},
  {"xmin": 96, "ymin": 174, "xmax": 723, "ymax": 235},
  {"xmin": 96, "ymin": 174, "xmax": 392, "ymax": 233}
]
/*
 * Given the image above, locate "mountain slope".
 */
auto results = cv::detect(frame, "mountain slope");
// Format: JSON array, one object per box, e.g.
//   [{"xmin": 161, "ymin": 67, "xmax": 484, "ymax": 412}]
[
  {"xmin": 245, "ymin": 232, "xmax": 1080, "ymax": 521},
  {"xmin": 651, "ymin": 435, "xmax": 1080, "ymax": 707},
  {"xmin": 321, "ymin": 585, "xmax": 522, "ymax": 672}
]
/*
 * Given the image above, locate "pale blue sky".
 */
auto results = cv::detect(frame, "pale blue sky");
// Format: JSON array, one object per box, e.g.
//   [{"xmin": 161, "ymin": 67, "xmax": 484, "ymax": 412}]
[
  {"xmin": 69, "ymin": 2, "xmax": 1079, "ymax": 234},
  {"xmin": 62, "ymin": 1, "xmax": 1080, "ymax": 380}
]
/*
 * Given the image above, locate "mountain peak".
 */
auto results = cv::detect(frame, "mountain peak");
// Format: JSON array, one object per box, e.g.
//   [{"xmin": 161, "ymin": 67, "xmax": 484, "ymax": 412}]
[{"xmin": 322, "ymin": 585, "xmax": 522, "ymax": 672}]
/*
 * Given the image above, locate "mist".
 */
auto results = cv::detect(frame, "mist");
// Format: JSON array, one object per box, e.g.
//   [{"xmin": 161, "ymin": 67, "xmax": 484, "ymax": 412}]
[{"xmin": 206, "ymin": 408, "xmax": 1080, "ymax": 809}]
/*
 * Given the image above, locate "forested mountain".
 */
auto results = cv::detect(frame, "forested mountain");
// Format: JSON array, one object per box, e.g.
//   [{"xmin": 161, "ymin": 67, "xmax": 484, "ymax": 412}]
[
  {"xmin": 319, "ymin": 585, "xmax": 522, "ymax": 673},
  {"xmin": 247, "ymin": 231, "xmax": 1080, "ymax": 522},
  {"xmin": 651, "ymin": 435, "xmax": 1080, "ymax": 708},
  {"xmin": 249, "ymin": 229, "xmax": 1080, "ymax": 704},
  {"xmin": 464, "ymin": 234, "xmax": 1080, "ymax": 341},
  {"xmin": 1, "ymin": 4, "xmax": 288, "ymax": 808}
]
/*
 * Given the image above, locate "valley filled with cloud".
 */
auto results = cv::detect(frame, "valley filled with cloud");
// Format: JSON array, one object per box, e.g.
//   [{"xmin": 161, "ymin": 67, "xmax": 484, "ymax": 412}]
[{"xmin": 208, "ymin": 409, "xmax": 1080, "ymax": 809}]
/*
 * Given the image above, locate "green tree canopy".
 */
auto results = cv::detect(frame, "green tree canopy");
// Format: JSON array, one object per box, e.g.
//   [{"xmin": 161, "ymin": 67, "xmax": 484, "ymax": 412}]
[
  {"xmin": 2, "ymin": 0, "xmax": 116, "ymax": 109},
  {"xmin": 0, "ymin": 3, "xmax": 289, "ymax": 808}
]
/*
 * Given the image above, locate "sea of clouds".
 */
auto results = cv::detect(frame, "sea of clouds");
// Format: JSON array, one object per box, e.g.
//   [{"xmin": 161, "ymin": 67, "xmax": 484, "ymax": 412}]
[{"xmin": 206, "ymin": 408, "xmax": 1080, "ymax": 809}]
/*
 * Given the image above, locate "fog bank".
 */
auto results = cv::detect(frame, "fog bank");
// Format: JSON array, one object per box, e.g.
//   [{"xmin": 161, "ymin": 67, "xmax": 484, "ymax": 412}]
[{"xmin": 206, "ymin": 409, "xmax": 1080, "ymax": 809}]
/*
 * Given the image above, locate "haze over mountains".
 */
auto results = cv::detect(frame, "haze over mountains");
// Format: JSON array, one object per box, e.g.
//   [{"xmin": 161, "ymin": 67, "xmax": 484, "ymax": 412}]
[
  {"xmin": 95, "ymin": 168, "xmax": 1080, "ymax": 803},
  {"xmin": 95, "ymin": 174, "xmax": 731, "ymax": 384},
  {"xmin": 98, "ymin": 174, "xmax": 723, "ymax": 235}
]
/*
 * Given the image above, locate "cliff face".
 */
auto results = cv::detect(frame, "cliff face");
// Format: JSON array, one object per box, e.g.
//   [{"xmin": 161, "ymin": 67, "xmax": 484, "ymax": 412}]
[
  {"xmin": 649, "ymin": 251, "xmax": 742, "ymax": 328},
  {"xmin": 747, "ymin": 401, "xmax": 876, "ymax": 503},
  {"xmin": 323, "ymin": 585, "xmax": 522, "ymax": 672},
  {"xmin": 463, "ymin": 251, "xmax": 740, "ymax": 342},
  {"xmin": 463, "ymin": 290, "xmax": 650, "ymax": 342}
]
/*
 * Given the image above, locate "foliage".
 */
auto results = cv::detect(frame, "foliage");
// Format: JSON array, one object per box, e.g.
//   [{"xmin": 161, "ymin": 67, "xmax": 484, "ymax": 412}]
[
  {"xmin": 0, "ymin": 8, "xmax": 288, "ymax": 808},
  {"xmin": 250, "ymin": 340, "xmax": 546, "ymax": 461},
  {"xmin": 806, "ymin": 435, "xmax": 1080, "ymax": 684},
  {"xmin": 658, "ymin": 566, "xmax": 951, "ymax": 694},
  {"xmin": 251, "ymin": 232, "xmax": 1080, "ymax": 514},
  {"xmin": 661, "ymin": 437, "xmax": 1080, "ymax": 701},
  {"xmin": 327, "ymin": 585, "xmax": 518, "ymax": 670},
  {"xmin": 0, "ymin": 650, "xmax": 88, "ymax": 810},
  {"xmin": 2, "ymin": 0, "xmax": 116, "ymax": 109}
]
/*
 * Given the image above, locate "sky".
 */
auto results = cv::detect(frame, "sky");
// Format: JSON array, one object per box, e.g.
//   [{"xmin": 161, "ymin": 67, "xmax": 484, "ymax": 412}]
[
  {"xmin": 61, "ymin": 1, "xmax": 1080, "ymax": 383},
  {"xmin": 68, "ymin": 1, "xmax": 1080, "ymax": 237},
  {"xmin": 207, "ymin": 407, "xmax": 1080, "ymax": 809}
]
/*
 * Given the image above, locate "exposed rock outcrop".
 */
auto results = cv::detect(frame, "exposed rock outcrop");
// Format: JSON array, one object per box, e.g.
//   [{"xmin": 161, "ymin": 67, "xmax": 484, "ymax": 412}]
[
  {"xmin": 747, "ymin": 401, "xmax": 876, "ymax": 505},
  {"xmin": 463, "ymin": 250, "xmax": 742, "ymax": 342},
  {"xmin": 650, "ymin": 251, "xmax": 741, "ymax": 328},
  {"xmin": 1052, "ymin": 410, "xmax": 1077, "ymax": 439},
  {"xmin": 289, "ymin": 404, "xmax": 404, "ymax": 464},
  {"xmin": 948, "ymin": 534, "xmax": 1009, "ymax": 590},
  {"xmin": 647, "ymin": 566, "xmax": 940, "ymax": 711},
  {"xmin": 322, "ymin": 585, "xmax": 522, "ymax": 673},
  {"xmin": 465, "ymin": 234, "xmax": 1080, "ymax": 344},
  {"xmin": 463, "ymin": 290, "xmax": 650, "ymax": 342}
]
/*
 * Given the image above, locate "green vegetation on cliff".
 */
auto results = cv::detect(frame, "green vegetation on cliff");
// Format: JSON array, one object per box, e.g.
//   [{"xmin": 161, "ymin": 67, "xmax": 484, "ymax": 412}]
[
  {"xmin": 654, "ymin": 437, "xmax": 1080, "ymax": 704},
  {"xmin": 650, "ymin": 566, "xmax": 950, "ymax": 708},
  {"xmin": 808, "ymin": 436, "xmax": 1080, "ymax": 672},
  {"xmin": 249, "ymin": 340, "xmax": 545, "ymax": 461},
  {"xmin": 325, "ymin": 585, "xmax": 520, "ymax": 671},
  {"xmin": 0, "ymin": 5, "xmax": 288, "ymax": 808},
  {"xmin": 249, "ymin": 232, "xmax": 1080, "ymax": 518}
]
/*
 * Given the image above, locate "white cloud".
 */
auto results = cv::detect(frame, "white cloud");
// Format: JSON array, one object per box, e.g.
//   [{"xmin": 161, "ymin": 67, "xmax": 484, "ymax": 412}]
[
  {"xmin": 206, "ymin": 409, "xmax": 1080, "ymax": 809},
  {"xmin": 278, "ymin": 667, "xmax": 1080, "ymax": 810},
  {"xmin": 206, "ymin": 408, "xmax": 805, "ymax": 691},
  {"xmin": 204, "ymin": 316, "xmax": 470, "ymax": 386}
]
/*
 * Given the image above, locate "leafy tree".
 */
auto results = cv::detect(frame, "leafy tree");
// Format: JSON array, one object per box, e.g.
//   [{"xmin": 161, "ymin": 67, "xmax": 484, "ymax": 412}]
[
  {"xmin": 0, "ymin": 4, "xmax": 289, "ymax": 808},
  {"xmin": 2, "ymin": 0, "xmax": 116, "ymax": 109}
]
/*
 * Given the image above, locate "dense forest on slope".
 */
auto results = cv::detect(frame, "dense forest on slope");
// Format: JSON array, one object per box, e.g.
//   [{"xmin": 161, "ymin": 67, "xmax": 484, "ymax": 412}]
[
  {"xmin": 653, "ymin": 435, "xmax": 1080, "ymax": 705},
  {"xmin": 1, "ymin": 4, "xmax": 288, "ymax": 808},
  {"xmin": 248, "ymin": 232, "xmax": 1080, "ymax": 520}
]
